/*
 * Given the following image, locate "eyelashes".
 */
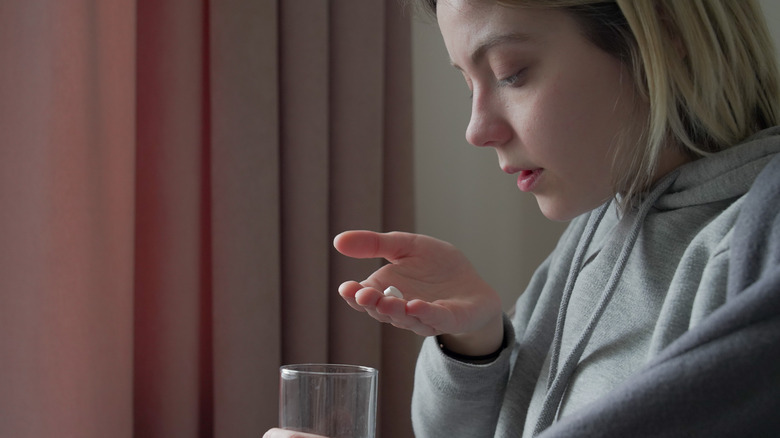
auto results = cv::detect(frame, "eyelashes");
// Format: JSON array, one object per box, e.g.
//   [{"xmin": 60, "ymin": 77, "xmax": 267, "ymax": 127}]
[
  {"xmin": 465, "ymin": 68, "xmax": 527, "ymax": 99},
  {"xmin": 498, "ymin": 69, "xmax": 527, "ymax": 87}
]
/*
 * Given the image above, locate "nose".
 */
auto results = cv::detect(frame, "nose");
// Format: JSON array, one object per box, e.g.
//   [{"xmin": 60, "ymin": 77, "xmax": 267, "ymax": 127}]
[{"xmin": 465, "ymin": 91, "xmax": 511, "ymax": 147}]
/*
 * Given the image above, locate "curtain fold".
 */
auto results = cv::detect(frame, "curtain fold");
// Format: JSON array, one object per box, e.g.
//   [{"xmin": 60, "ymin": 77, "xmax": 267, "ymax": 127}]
[
  {"xmin": 1, "ymin": 0, "xmax": 417, "ymax": 437},
  {"xmin": 279, "ymin": 0, "xmax": 331, "ymax": 368},
  {"xmin": 0, "ymin": 1, "xmax": 137, "ymax": 436},
  {"xmin": 134, "ymin": 0, "xmax": 214, "ymax": 435},
  {"xmin": 209, "ymin": 0, "xmax": 282, "ymax": 435}
]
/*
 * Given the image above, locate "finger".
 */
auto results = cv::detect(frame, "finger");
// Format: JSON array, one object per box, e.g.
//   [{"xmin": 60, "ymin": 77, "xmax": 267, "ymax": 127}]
[
  {"xmin": 401, "ymin": 319, "xmax": 439, "ymax": 337},
  {"xmin": 365, "ymin": 306, "xmax": 394, "ymax": 324},
  {"xmin": 348, "ymin": 286, "xmax": 438, "ymax": 333},
  {"xmin": 333, "ymin": 230, "xmax": 418, "ymax": 262},
  {"xmin": 353, "ymin": 288, "xmax": 394, "ymax": 323},
  {"xmin": 374, "ymin": 296, "xmax": 439, "ymax": 336},
  {"xmin": 350, "ymin": 294, "xmax": 439, "ymax": 336},
  {"xmin": 354, "ymin": 287, "xmax": 385, "ymax": 308},
  {"xmin": 338, "ymin": 281, "xmax": 366, "ymax": 312},
  {"xmin": 385, "ymin": 311, "xmax": 438, "ymax": 336},
  {"xmin": 375, "ymin": 295, "xmax": 408, "ymax": 319},
  {"xmin": 406, "ymin": 299, "xmax": 455, "ymax": 331}
]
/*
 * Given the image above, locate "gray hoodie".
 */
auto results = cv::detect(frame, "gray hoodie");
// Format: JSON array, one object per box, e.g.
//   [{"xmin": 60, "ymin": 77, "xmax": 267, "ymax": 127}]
[{"xmin": 411, "ymin": 127, "xmax": 780, "ymax": 437}]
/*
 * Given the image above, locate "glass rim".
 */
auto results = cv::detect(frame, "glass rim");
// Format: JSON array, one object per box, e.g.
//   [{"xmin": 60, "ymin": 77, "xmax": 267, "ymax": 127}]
[{"xmin": 280, "ymin": 363, "xmax": 378, "ymax": 377}]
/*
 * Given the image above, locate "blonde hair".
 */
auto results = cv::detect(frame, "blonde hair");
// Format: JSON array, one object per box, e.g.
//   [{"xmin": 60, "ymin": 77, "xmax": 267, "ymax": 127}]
[{"xmin": 413, "ymin": 0, "xmax": 780, "ymax": 210}]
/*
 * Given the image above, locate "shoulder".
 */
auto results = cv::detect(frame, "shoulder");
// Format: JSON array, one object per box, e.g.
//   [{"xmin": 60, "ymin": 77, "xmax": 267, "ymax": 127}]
[
  {"xmin": 728, "ymin": 153, "xmax": 780, "ymax": 294},
  {"xmin": 740, "ymin": 150, "xmax": 780, "ymax": 218}
]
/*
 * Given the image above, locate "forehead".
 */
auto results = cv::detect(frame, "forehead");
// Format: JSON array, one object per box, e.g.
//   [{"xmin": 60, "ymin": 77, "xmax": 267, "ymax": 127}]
[
  {"xmin": 436, "ymin": 0, "xmax": 575, "ymax": 63},
  {"xmin": 436, "ymin": 0, "xmax": 560, "ymax": 31}
]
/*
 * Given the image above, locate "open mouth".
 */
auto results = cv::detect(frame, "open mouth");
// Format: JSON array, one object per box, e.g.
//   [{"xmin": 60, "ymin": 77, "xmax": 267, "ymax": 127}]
[{"xmin": 517, "ymin": 169, "xmax": 543, "ymax": 192}]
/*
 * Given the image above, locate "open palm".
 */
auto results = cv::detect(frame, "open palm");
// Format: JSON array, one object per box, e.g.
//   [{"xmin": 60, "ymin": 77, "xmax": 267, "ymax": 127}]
[{"xmin": 334, "ymin": 230, "xmax": 503, "ymax": 340}]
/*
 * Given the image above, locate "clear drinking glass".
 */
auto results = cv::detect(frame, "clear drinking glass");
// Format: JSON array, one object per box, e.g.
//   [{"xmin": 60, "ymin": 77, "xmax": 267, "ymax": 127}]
[{"xmin": 279, "ymin": 364, "xmax": 378, "ymax": 438}]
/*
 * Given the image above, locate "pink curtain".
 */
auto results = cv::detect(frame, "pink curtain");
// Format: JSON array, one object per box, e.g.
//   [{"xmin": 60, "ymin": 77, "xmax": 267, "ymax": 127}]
[{"xmin": 0, "ymin": 0, "xmax": 418, "ymax": 437}]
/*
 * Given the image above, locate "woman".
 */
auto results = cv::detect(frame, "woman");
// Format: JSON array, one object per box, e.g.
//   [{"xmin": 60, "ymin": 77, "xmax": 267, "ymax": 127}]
[{"xmin": 266, "ymin": 0, "xmax": 780, "ymax": 436}]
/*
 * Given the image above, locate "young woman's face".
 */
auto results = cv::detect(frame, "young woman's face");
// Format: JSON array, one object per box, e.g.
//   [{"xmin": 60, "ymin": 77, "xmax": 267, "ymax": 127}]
[{"xmin": 437, "ymin": 0, "xmax": 646, "ymax": 221}]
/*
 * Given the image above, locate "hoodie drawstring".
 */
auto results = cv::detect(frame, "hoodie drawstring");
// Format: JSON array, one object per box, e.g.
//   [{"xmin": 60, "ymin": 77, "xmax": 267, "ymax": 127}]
[{"xmin": 533, "ymin": 172, "xmax": 679, "ymax": 436}]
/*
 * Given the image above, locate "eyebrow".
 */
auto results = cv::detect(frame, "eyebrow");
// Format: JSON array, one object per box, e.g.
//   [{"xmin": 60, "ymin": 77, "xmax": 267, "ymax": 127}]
[{"xmin": 450, "ymin": 32, "xmax": 535, "ymax": 70}]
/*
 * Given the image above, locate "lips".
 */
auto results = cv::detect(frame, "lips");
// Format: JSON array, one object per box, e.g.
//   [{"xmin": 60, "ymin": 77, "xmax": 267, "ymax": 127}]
[{"xmin": 517, "ymin": 168, "xmax": 543, "ymax": 192}]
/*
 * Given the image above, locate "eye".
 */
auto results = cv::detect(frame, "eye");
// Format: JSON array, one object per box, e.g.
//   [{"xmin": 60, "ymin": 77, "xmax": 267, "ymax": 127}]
[
  {"xmin": 465, "ymin": 79, "xmax": 474, "ymax": 100},
  {"xmin": 497, "ymin": 69, "xmax": 526, "ymax": 87}
]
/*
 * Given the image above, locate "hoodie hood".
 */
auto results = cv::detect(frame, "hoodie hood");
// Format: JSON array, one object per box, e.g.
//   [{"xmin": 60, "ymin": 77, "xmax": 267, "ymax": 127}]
[
  {"xmin": 656, "ymin": 126, "xmax": 780, "ymax": 210},
  {"xmin": 532, "ymin": 126, "xmax": 780, "ymax": 436}
]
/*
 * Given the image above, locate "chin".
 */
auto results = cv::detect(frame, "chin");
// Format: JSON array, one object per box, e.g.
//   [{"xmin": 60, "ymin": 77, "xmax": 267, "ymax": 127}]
[{"xmin": 535, "ymin": 197, "xmax": 584, "ymax": 223}]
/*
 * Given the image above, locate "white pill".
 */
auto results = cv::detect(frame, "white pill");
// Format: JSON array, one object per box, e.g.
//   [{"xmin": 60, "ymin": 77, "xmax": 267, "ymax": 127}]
[{"xmin": 383, "ymin": 286, "xmax": 404, "ymax": 299}]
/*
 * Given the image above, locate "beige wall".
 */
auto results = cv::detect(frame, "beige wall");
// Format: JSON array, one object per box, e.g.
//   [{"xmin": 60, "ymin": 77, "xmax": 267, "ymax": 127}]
[{"xmin": 412, "ymin": 1, "xmax": 780, "ymax": 309}]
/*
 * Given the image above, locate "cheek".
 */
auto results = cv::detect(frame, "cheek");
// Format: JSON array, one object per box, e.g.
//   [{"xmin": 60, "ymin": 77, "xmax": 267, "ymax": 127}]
[
  {"xmin": 556, "ymin": 78, "xmax": 617, "ymax": 134},
  {"xmin": 544, "ymin": 70, "xmax": 631, "ymax": 162},
  {"xmin": 507, "ymin": 88, "xmax": 559, "ymax": 142},
  {"xmin": 515, "ymin": 88, "xmax": 586, "ymax": 160}
]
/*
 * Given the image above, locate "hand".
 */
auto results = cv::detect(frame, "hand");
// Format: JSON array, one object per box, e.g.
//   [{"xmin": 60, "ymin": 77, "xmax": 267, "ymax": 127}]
[
  {"xmin": 263, "ymin": 428, "xmax": 328, "ymax": 438},
  {"xmin": 334, "ymin": 231, "xmax": 504, "ymax": 356}
]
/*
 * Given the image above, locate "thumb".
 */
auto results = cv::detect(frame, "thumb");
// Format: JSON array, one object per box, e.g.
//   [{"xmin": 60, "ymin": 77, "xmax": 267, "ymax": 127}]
[{"xmin": 333, "ymin": 230, "xmax": 418, "ymax": 261}]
